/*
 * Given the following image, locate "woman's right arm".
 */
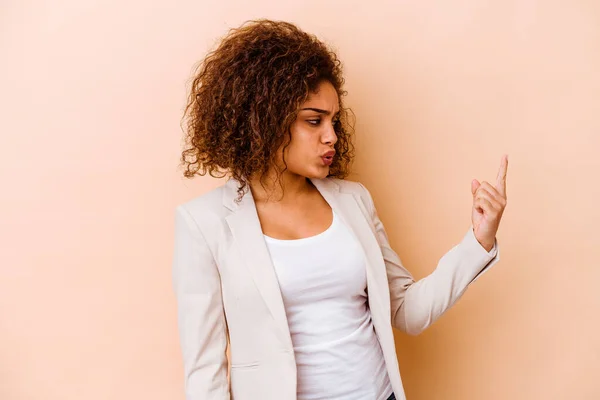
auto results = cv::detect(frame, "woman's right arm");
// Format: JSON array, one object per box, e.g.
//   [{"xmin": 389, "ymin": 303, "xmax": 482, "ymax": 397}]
[{"xmin": 172, "ymin": 205, "xmax": 229, "ymax": 400}]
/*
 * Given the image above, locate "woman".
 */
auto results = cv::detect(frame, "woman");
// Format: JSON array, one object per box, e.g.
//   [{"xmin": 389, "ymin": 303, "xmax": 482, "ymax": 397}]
[{"xmin": 173, "ymin": 19, "xmax": 508, "ymax": 400}]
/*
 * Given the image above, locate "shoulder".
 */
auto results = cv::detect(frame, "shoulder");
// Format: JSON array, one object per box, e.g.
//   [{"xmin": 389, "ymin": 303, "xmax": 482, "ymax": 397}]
[
  {"xmin": 325, "ymin": 176, "xmax": 363, "ymax": 192},
  {"xmin": 174, "ymin": 181, "xmax": 229, "ymax": 229},
  {"xmin": 178, "ymin": 183, "xmax": 225, "ymax": 211},
  {"xmin": 325, "ymin": 177, "xmax": 374, "ymax": 209}
]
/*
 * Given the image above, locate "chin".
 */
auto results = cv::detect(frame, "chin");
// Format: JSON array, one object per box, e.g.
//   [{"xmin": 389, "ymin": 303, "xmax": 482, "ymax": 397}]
[
  {"xmin": 306, "ymin": 167, "xmax": 330, "ymax": 180},
  {"xmin": 290, "ymin": 165, "xmax": 330, "ymax": 180}
]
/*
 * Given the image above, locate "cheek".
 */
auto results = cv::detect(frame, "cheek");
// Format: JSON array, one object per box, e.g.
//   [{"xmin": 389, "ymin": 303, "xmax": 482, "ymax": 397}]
[
  {"xmin": 289, "ymin": 125, "xmax": 316, "ymax": 152},
  {"xmin": 287, "ymin": 137, "xmax": 313, "ymax": 164},
  {"xmin": 286, "ymin": 127, "xmax": 311, "ymax": 157}
]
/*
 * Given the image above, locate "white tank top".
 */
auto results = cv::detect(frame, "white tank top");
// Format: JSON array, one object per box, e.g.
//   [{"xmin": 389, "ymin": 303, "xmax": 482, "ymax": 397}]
[{"xmin": 263, "ymin": 209, "xmax": 393, "ymax": 400}]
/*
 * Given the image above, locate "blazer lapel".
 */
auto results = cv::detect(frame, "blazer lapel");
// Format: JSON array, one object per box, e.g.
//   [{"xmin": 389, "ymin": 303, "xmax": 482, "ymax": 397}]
[
  {"xmin": 309, "ymin": 178, "xmax": 391, "ymax": 324},
  {"xmin": 223, "ymin": 179, "xmax": 293, "ymax": 350}
]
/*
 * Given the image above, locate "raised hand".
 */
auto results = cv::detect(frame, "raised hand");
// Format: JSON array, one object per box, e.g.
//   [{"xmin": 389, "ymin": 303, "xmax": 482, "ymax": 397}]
[{"xmin": 471, "ymin": 155, "xmax": 508, "ymax": 252}]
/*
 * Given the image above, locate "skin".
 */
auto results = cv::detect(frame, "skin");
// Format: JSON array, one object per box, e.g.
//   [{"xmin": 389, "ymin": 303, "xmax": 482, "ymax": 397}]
[
  {"xmin": 250, "ymin": 80, "xmax": 339, "ymax": 240},
  {"xmin": 250, "ymin": 80, "xmax": 509, "ymax": 249},
  {"xmin": 471, "ymin": 155, "xmax": 509, "ymax": 252}
]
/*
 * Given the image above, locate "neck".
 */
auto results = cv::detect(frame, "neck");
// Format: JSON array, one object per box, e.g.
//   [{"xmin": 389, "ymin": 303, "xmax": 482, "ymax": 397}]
[{"xmin": 249, "ymin": 170, "xmax": 312, "ymax": 204}]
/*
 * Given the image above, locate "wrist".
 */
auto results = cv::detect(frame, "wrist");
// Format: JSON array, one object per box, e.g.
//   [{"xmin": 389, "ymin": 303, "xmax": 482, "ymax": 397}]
[{"xmin": 479, "ymin": 240, "xmax": 494, "ymax": 253}]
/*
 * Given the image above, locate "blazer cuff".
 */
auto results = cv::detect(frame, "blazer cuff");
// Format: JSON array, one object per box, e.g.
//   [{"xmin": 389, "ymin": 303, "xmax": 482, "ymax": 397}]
[{"xmin": 460, "ymin": 226, "xmax": 500, "ymax": 284}]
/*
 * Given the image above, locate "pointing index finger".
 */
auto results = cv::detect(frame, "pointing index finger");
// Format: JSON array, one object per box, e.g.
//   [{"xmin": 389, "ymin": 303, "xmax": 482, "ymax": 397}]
[{"xmin": 496, "ymin": 154, "xmax": 508, "ymax": 197}]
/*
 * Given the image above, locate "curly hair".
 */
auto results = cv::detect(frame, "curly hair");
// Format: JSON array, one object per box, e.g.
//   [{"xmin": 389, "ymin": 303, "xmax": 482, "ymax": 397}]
[{"xmin": 180, "ymin": 19, "xmax": 355, "ymax": 201}]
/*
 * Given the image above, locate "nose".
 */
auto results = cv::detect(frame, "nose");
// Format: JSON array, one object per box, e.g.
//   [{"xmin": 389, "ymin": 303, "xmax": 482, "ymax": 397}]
[{"xmin": 322, "ymin": 123, "xmax": 338, "ymax": 146}]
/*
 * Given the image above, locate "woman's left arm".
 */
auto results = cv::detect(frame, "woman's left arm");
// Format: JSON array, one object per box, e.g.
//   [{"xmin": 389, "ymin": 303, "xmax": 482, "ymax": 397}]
[{"xmin": 359, "ymin": 155, "xmax": 508, "ymax": 335}]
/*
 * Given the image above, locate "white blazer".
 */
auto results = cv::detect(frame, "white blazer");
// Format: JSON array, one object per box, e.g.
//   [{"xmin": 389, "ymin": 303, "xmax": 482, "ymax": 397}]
[{"xmin": 172, "ymin": 177, "xmax": 499, "ymax": 400}]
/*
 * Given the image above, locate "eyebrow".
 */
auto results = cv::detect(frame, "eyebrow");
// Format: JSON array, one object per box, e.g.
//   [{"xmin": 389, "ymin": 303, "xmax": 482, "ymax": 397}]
[{"xmin": 300, "ymin": 107, "xmax": 340, "ymax": 115}]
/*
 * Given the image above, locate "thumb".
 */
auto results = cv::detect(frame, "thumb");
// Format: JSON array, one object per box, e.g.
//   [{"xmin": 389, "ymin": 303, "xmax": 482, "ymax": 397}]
[{"xmin": 471, "ymin": 179, "xmax": 480, "ymax": 196}]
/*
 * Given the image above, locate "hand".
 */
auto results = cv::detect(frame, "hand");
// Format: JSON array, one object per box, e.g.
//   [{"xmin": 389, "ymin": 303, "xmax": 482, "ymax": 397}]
[{"xmin": 471, "ymin": 154, "xmax": 508, "ymax": 252}]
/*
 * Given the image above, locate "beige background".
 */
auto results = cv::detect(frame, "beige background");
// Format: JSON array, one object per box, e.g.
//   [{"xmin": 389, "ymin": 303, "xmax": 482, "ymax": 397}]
[{"xmin": 1, "ymin": 1, "xmax": 599, "ymax": 399}]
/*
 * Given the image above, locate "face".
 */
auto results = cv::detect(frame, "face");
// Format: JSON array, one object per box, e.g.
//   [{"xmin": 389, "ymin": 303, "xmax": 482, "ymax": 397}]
[{"xmin": 279, "ymin": 80, "xmax": 340, "ymax": 179}]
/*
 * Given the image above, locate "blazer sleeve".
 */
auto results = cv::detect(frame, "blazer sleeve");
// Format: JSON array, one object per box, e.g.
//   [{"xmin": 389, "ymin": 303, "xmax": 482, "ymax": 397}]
[
  {"xmin": 172, "ymin": 205, "xmax": 230, "ymax": 400},
  {"xmin": 357, "ymin": 182, "xmax": 500, "ymax": 336}
]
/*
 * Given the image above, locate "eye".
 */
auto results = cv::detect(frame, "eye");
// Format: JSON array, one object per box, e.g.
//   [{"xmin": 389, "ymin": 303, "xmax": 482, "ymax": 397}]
[{"xmin": 307, "ymin": 118, "xmax": 340, "ymax": 126}]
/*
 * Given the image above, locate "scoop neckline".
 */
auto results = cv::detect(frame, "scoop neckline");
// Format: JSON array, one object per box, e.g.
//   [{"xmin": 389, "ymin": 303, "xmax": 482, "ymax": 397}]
[{"xmin": 263, "ymin": 209, "xmax": 337, "ymax": 245}]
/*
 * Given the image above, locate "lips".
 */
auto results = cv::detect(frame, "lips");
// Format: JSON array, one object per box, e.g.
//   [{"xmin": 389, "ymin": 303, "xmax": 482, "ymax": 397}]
[{"xmin": 321, "ymin": 150, "xmax": 335, "ymax": 166}]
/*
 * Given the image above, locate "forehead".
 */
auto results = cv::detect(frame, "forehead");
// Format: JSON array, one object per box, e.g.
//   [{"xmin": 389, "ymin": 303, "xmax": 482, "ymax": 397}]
[{"xmin": 301, "ymin": 81, "xmax": 340, "ymax": 111}]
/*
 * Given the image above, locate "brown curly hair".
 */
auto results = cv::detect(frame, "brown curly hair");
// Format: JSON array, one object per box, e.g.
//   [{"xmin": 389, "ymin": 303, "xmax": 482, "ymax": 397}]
[{"xmin": 180, "ymin": 19, "xmax": 355, "ymax": 201}]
